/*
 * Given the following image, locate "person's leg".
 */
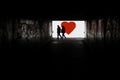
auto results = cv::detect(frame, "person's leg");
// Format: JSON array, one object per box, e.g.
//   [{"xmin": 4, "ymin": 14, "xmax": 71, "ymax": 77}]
[
  {"xmin": 62, "ymin": 34, "xmax": 64, "ymax": 38},
  {"xmin": 63, "ymin": 33, "xmax": 66, "ymax": 38},
  {"xmin": 60, "ymin": 33, "xmax": 62, "ymax": 38},
  {"xmin": 64, "ymin": 33, "xmax": 66, "ymax": 38},
  {"xmin": 57, "ymin": 33, "xmax": 59, "ymax": 39}
]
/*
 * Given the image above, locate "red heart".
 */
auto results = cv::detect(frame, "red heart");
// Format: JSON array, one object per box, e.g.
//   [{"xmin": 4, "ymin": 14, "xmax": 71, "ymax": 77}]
[{"xmin": 61, "ymin": 22, "xmax": 76, "ymax": 35}]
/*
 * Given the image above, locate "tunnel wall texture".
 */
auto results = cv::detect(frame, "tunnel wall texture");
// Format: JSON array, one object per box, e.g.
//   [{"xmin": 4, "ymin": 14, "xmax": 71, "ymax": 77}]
[
  {"xmin": 0, "ymin": 18, "xmax": 52, "ymax": 48},
  {"xmin": 0, "ymin": 16, "xmax": 120, "ymax": 48},
  {"xmin": 86, "ymin": 16, "xmax": 120, "ymax": 42}
]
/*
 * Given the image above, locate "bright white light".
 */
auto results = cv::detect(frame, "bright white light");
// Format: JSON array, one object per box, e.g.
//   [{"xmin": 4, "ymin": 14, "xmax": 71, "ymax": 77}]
[{"xmin": 52, "ymin": 21, "xmax": 86, "ymax": 38}]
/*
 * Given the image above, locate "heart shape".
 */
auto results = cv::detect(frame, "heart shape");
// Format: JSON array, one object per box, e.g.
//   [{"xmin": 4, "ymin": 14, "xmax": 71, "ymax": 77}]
[{"xmin": 61, "ymin": 22, "xmax": 76, "ymax": 35}]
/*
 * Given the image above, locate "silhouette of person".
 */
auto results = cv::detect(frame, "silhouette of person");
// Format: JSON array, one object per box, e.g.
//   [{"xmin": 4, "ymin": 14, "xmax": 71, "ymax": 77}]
[
  {"xmin": 61, "ymin": 26, "xmax": 66, "ymax": 39},
  {"xmin": 57, "ymin": 25, "xmax": 62, "ymax": 39}
]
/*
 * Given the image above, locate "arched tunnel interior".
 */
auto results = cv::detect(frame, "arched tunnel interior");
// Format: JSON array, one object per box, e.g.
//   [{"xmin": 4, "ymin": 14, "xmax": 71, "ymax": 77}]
[{"xmin": 1, "ymin": 14, "xmax": 120, "ymax": 76}]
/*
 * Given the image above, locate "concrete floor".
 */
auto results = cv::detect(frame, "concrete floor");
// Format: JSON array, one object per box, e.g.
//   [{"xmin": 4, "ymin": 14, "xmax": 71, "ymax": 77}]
[
  {"xmin": 45, "ymin": 38, "xmax": 88, "ymax": 72},
  {"xmin": 2, "ymin": 38, "xmax": 120, "ymax": 78},
  {"xmin": 1, "ymin": 38, "xmax": 88, "ymax": 78}
]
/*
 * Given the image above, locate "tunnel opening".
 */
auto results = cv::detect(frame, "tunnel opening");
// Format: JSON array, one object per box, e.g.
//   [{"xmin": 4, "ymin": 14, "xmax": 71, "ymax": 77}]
[{"xmin": 51, "ymin": 20, "xmax": 86, "ymax": 39}]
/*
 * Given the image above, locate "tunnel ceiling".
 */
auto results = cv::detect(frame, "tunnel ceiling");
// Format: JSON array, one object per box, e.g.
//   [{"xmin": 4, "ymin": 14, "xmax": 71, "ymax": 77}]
[{"xmin": 1, "ymin": 3, "xmax": 119, "ymax": 20}]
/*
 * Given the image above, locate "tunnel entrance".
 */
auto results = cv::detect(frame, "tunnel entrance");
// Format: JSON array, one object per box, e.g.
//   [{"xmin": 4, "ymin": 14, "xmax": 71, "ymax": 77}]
[{"xmin": 52, "ymin": 20, "xmax": 86, "ymax": 39}]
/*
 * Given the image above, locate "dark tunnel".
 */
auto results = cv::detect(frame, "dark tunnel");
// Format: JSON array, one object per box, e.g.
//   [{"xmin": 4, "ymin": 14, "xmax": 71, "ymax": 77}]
[
  {"xmin": 0, "ymin": 14, "xmax": 120, "ymax": 78},
  {"xmin": 1, "ymin": 16, "xmax": 120, "ymax": 49},
  {"xmin": 1, "ymin": 0, "xmax": 120, "ymax": 79}
]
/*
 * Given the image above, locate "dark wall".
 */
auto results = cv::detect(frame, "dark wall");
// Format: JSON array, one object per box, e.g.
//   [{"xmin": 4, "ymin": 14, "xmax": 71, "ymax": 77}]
[
  {"xmin": 86, "ymin": 16, "xmax": 120, "ymax": 44},
  {"xmin": 0, "ymin": 16, "xmax": 120, "ymax": 48},
  {"xmin": 0, "ymin": 18, "xmax": 52, "ymax": 48}
]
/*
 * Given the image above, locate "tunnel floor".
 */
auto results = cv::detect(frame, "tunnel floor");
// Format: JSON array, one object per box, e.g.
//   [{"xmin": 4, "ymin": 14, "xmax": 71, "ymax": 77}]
[
  {"xmin": 2, "ymin": 38, "xmax": 120, "ymax": 78},
  {"xmin": 45, "ymin": 38, "xmax": 88, "ymax": 72},
  {"xmin": 1, "ymin": 38, "xmax": 88, "ymax": 79}
]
